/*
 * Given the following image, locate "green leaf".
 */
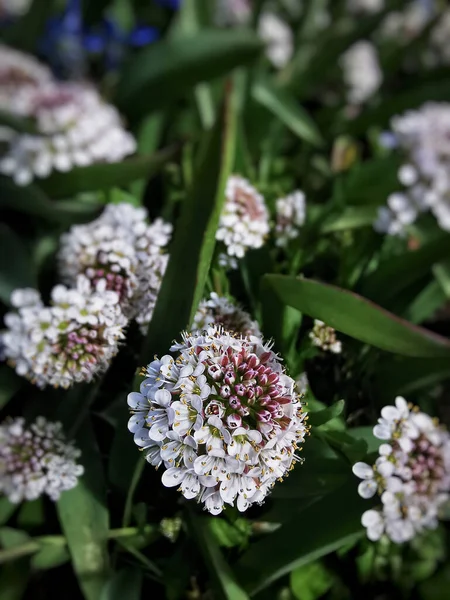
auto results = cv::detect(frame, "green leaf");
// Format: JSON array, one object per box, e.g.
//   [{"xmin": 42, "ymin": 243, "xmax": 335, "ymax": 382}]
[
  {"xmin": 140, "ymin": 82, "xmax": 237, "ymax": 360},
  {"xmin": 209, "ymin": 518, "xmax": 251, "ymax": 549},
  {"xmin": 116, "ymin": 29, "xmax": 261, "ymax": 119},
  {"xmin": 347, "ymin": 427, "xmax": 381, "ymax": 454},
  {"xmin": 31, "ymin": 543, "xmax": 70, "ymax": 571},
  {"xmin": 0, "ymin": 176, "xmax": 102, "ymax": 224},
  {"xmin": 236, "ymin": 479, "xmax": 366, "ymax": 595},
  {"xmin": 0, "ymin": 225, "xmax": 36, "ymax": 305},
  {"xmin": 404, "ymin": 280, "xmax": 447, "ymax": 325},
  {"xmin": 100, "ymin": 568, "xmax": 142, "ymax": 600},
  {"xmin": 361, "ymin": 235, "xmax": 450, "ymax": 305},
  {"xmin": 0, "ymin": 367, "xmax": 22, "ymax": 411},
  {"xmin": 290, "ymin": 562, "xmax": 335, "ymax": 600},
  {"xmin": 188, "ymin": 513, "xmax": 249, "ymax": 600},
  {"xmin": 374, "ymin": 356, "xmax": 450, "ymax": 397},
  {"xmin": 308, "ymin": 400, "xmax": 345, "ymax": 428},
  {"xmin": 252, "ymin": 78, "xmax": 323, "ymax": 147},
  {"xmin": 0, "ymin": 499, "xmax": 16, "ymax": 527},
  {"xmin": 2, "ymin": 0, "xmax": 56, "ymax": 51},
  {"xmin": 38, "ymin": 149, "xmax": 176, "ymax": 199},
  {"xmin": 263, "ymin": 275, "xmax": 450, "ymax": 357},
  {"xmin": 321, "ymin": 206, "xmax": 378, "ymax": 233},
  {"xmin": 57, "ymin": 419, "xmax": 110, "ymax": 600}
]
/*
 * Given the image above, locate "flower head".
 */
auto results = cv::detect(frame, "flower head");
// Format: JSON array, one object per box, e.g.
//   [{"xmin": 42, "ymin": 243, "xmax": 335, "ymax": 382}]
[
  {"xmin": 0, "ymin": 79, "xmax": 136, "ymax": 185},
  {"xmin": 0, "ymin": 417, "xmax": 83, "ymax": 503},
  {"xmin": 309, "ymin": 320, "xmax": 342, "ymax": 354},
  {"xmin": 1, "ymin": 276, "xmax": 127, "ymax": 388},
  {"xmin": 58, "ymin": 203, "xmax": 171, "ymax": 334},
  {"xmin": 128, "ymin": 326, "xmax": 308, "ymax": 514},
  {"xmin": 274, "ymin": 190, "xmax": 306, "ymax": 247},
  {"xmin": 193, "ymin": 293, "xmax": 262, "ymax": 339},
  {"xmin": 216, "ymin": 175, "xmax": 269, "ymax": 267},
  {"xmin": 353, "ymin": 397, "xmax": 450, "ymax": 543},
  {"xmin": 341, "ymin": 41, "xmax": 382, "ymax": 106},
  {"xmin": 258, "ymin": 12, "xmax": 293, "ymax": 69}
]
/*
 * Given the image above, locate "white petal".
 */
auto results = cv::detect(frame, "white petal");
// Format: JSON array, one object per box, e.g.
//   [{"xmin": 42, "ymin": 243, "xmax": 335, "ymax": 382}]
[
  {"xmin": 395, "ymin": 396, "xmax": 409, "ymax": 415},
  {"xmin": 381, "ymin": 406, "xmax": 400, "ymax": 421},
  {"xmin": 362, "ymin": 509, "xmax": 382, "ymax": 528},
  {"xmin": 358, "ymin": 480, "xmax": 377, "ymax": 499},
  {"xmin": 154, "ymin": 388, "xmax": 172, "ymax": 407},
  {"xmin": 161, "ymin": 467, "xmax": 186, "ymax": 488},
  {"xmin": 352, "ymin": 462, "xmax": 374, "ymax": 480},
  {"xmin": 379, "ymin": 444, "xmax": 392, "ymax": 456},
  {"xmin": 376, "ymin": 460, "xmax": 394, "ymax": 477},
  {"xmin": 127, "ymin": 392, "xmax": 146, "ymax": 409},
  {"xmin": 373, "ymin": 423, "xmax": 391, "ymax": 440}
]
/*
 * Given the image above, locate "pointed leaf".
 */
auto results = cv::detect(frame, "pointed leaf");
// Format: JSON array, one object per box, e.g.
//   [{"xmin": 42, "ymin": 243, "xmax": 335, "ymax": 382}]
[
  {"xmin": 140, "ymin": 82, "xmax": 237, "ymax": 360},
  {"xmin": 308, "ymin": 400, "xmax": 345, "ymax": 428},
  {"xmin": 116, "ymin": 29, "xmax": 262, "ymax": 119},
  {"xmin": 101, "ymin": 568, "xmax": 142, "ymax": 600},
  {"xmin": 57, "ymin": 419, "xmax": 110, "ymax": 600},
  {"xmin": 264, "ymin": 275, "xmax": 450, "ymax": 357}
]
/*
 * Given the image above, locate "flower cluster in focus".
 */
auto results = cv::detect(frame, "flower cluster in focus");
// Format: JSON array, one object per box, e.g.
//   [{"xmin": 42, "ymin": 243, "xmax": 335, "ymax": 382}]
[
  {"xmin": 309, "ymin": 320, "xmax": 342, "ymax": 354},
  {"xmin": 1, "ymin": 277, "xmax": 127, "ymax": 388},
  {"xmin": 353, "ymin": 397, "xmax": 450, "ymax": 543},
  {"xmin": 128, "ymin": 326, "xmax": 308, "ymax": 514},
  {"xmin": 0, "ymin": 417, "xmax": 83, "ymax": 503}
]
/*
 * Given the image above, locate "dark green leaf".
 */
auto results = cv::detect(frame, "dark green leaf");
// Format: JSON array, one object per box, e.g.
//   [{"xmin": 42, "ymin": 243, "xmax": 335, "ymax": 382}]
[
  {"xmin": 347, "ymin": 427, "xmax": 381, "ymax": 454},
  {"xmin": 0, "ymin": 499, "xmax": 16, "ymax": 527},
  {"xmin": 264, "ymin": 275, "xmax": 450, "ymax": 357},
  {"xmin": 140, "ymin": 82, "xmax": 237, "ymax": 360},
  {"xmin": 116, "ymin": 29, "xmax": 261, "ymax": 118},
  {"xmin": 57, "ymin": 418, "xmax": 110, "ymax": 600},
  {"xmin": 100, "ymin": 568, "xmax": 142, "ymax": 600},
  {"xmin": 0, "ymin": 176, "xmax": 102, "ymax": 224},
  {"xmin": 236, "ymin": 479, "xmax": 366, "ymax": 595},
  {"xmin": 252, "ymin": 78, "xmax": 323, "ymax": 146},
  {"xmin": 0, "ymin": 225, "xmax": 36, "ymax": 305},
  {"xmin": 209, "ymin": 518, "xmax": 251, "ymax": 549},
  {"xmin": 308, "ymin": 400, "xmax": 345, "ymax": 428},
  {"xmin": 404, "ymin": 280, "xmax": 447, "ymax": 325},
  {"xmin": 31, "ymin": 543, "xmax": 70, "ymax": 571},
  {"xmin": 321, "ymin": 206, "xmax": 378, "ymax": 233},
  {"xmin": 188, "ymin": 513, "xmax": 249, "ymax": 600},
  {"xmin": 374, "ymin": 356, "xmax": 450, "ymax": 397},
  {"xmin": 0, "ymin": 367, "xmax": 22, "ymax": 411},
  {"xmin": 361, "ymin": 235, "xmax": 450, "ymax": 305},
  {"xmin": 38, "ymin": 149, "xmax": 176, "ymax": 199},
  {"xmin": 2, "ymin": 0, "xmax": 56, "ymax": 51}
]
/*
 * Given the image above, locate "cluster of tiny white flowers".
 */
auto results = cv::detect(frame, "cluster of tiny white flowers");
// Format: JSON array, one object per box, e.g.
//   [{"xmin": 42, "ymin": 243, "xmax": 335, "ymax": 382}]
[
  {"xmin": 1, "ymin": 276, "xmax": 127, "ymax": 388},
  {"xmin": 0, "ymin": 44, "xmax": 52, "ymax": 116},
  {"xmin": 309, "ymin": 320, "xmax": 342, "ymax": 354},
  {"xmin": 0, "ymin": 417, "xmax": 84, "ymax": 503},
  {"xmin": 374, "ymin": 103, "xmax": 450, "ymax": 235},
  {"xmin": 216, "ymin": 175, "xmax": 269, "ymax": 267},
  {"xmin": 127, "ymin": 325, "xmax": 308, "ymax": 514},
  {"xmin": 0, "ymin": 46, "xmax": 135, "ymax": 186},
  {"xmin": 347, "ymin": 0, "xmax": 384, "ymax": 14},
  {"xmin": 59, "ymin": 203, "xmax": 172, "ymax": 334},
  {"xmin": 258, "ymin": 12, "xmax": 294, "ymax": 69},
  {"xmin": 274, "ymin": 190, "xmax": 306, "ymax": 247},
  {"xmin": 380, "ymin": 1, "xmax": 432, "ymax": 45},
  {"xmin": 353, "ymin": 397, "xmax": 450, "ymax": 544},
  {"xmin": 193, "ymin": 293, "xmax": 262, "ymax": 339},
  {"xmin": 340, "ymin": 41, "xmax": 382, "ymax": 105}
]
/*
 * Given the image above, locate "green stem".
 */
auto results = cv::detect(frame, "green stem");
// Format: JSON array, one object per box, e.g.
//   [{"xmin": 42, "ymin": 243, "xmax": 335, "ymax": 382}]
[{"xmin": 122, "ymin": 458, "xmax": 146, "ymax": 528}]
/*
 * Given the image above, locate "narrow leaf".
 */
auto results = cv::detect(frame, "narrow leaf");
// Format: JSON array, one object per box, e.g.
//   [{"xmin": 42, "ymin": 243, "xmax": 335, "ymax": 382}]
[
  {"xmin": 57, "ymin": 419, "xmax": 110, "ymax": 600},
  {"xmin": 140, "ymin": 82, "xmax": 237, "ymax": 360},
  {"xmin": 264, "ymin": 275, "xmax": 450, "ymax": 357},
  {"xmin": 308, "ymin": 400, "xmax": 345, "ymax": 428},
  {"xmin": 252, "ymin": 78, "xmax": 323, "ymax": 146},
  {"xmin": 116, "ymin": 29, "xmax": 262, "ymax": 118},
  {"xmin": 321, "ymin": 206, "xmax": 378, "ymax": 233}
]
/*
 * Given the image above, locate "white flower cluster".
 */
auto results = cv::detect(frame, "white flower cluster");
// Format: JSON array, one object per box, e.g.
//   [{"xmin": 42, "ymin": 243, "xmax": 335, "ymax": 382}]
[
  {"xmin": 216, "ymin": 175, "xmax": 269, "ymax": 268},
  {"xmin": 0, "ymin": 47, "xmax": 135, "ymax": 186},
  {"xmin": 0, "ymin": 417, "xmax": 83, "ymax": 503},
  {"xmin": 374, "ymin": 103, "xmax": 450, "ymax": 235},
  {"xmin": 0, "ymin": 0, "xmax": 31, "ymax": 18},
  {"xmin": 1, "ymin": 276, "xmax": 127, "ymax": 388},
  {"xmin": 215, "ymin": 0, "xmax": 251, "ymax": 25},
  {"xmin": 380, "ymin": 1, "xmax": 432, "ymax": 45},
  {"xmin": 347, "ymin": 0, "xmax": 384, "ymax": 14},
  {"xmin": 59, "ymin": 203, "xmax": 172, "ymax": 334},
  {"xmin": 274, "ymin": 190, "xmax": 306, "ymax": 247},
  {"xmin": 193, "ymin": 293, "xmax": 262, "ymax": 339},
  {"xmin": 353, "ymin": 397, "xmax": 450, "ymax": 543},
  {"xmin": 0, "ymin": 44, "xmax": 52, "ymax": 116},
  {"xmin": 309, "ymin": 320, "xmax": 342, "ymax": 354},
  {"xmin": 258, "ymin": 12, "xmax": 294, "ymax": 69},
  {"xmin": 341, "ymin": 41, "xmax": 382, "ymax": 105},
  {"xmin": 127, "ymin": 325, "xmax": 308, "ymax": 514}
]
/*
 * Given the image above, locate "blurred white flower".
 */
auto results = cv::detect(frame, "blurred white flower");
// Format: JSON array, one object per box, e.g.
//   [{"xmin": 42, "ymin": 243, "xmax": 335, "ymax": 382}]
[
  {"xmin": 193, "ymin": 292, "xmax": 262, "ymax": 338},
  {"xmin": 216, "ymin": 175, "xmax": 269, "ymax": 267},
  {"xmin": 380, "ymin": 1, "xmax": 432, "ymax": 45},
  {"xmin": 0, "ymin": 78, "xmax": 136, "ymax": 185},
  {"xmin": 353, "ymin": 396, "xmax": 450, "ymax": 543},
  {"xmin": 309, "ymin": 320, "xmax": 342, "ymax": 354},
  {"xmin": 258, "ymin": 12, "xmax": 293, "ymax": 69},
  {"xmin": 0, "ymin": 0, "xmax": 31, "ymax": 17},
  {"xmin": 274, "ymin": 190, "xmax": 306, "ymax": 247},
  {"xmin": 128, "ymin": 325, "xmax": 308, "ymax": 514},
  {"xmin": 215, "ymin": 0, "xmax": 251, "ymax": 25},
  {"xmin": 341, "ymin": 41, "xmax": 382, "ymax": 105},
  {"xmin": 1, "ymin": 275, "xmax": 127, "ymax": 388},
  {"xmin": 347, "ymin": 0, "xmax": 384, "ymax": 14},
  {"xmin": 0, "ymin": 417, "xmax": 83, "ymax": 503},
  {"xmin": 59, "ymin": 203, "xmax": 172, "ymax": 334}
]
